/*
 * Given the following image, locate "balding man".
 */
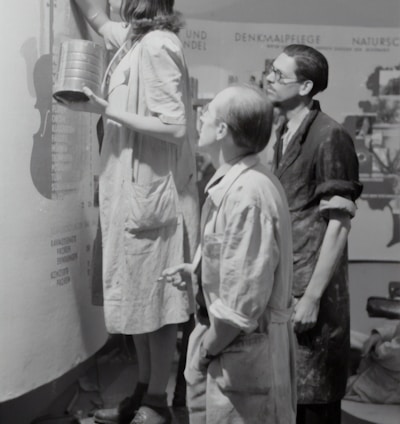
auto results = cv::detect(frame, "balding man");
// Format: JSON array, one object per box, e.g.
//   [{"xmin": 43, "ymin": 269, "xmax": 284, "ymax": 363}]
[{"xmin": 163, "ymin": 84, "xmax": 296, "ymax": 424}]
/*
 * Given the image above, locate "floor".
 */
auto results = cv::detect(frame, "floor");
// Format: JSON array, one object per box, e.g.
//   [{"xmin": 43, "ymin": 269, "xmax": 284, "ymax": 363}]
[
  {"xmin": 68, "ymin": 335, "xmax": 189, "ymax": 424},
  {"xmin": 58, "ymin": 335, "xmax": 399, "ymax": 424}
]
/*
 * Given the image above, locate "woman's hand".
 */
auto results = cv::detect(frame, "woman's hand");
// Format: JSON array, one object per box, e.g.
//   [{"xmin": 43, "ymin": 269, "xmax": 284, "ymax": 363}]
[
  {"xmin": 81, "ymin": 87, "xmax": 108, "ymax": 113},
  {"xmin": 57, "ymin": 87, "xmax": 107, "ymax": 115},
  {"xmin": 83, "ymin": 87, "xmax": 127, "ymax": 124},
  {"xmin": 158, "ymin": 263, "xmax": 193, "ymax": 291}
]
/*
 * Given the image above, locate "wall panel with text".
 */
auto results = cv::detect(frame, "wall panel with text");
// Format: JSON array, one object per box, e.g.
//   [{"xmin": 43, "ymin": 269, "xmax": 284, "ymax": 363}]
[{"xmin": 0, "ymin": 1, "xmax": 107, "ymax": 401}]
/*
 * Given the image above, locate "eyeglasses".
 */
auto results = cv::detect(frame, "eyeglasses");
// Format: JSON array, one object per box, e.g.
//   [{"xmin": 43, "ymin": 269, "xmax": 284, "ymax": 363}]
[{"xmin": 267, "ymin": 65, "xmax": 300, "ymax": 84}]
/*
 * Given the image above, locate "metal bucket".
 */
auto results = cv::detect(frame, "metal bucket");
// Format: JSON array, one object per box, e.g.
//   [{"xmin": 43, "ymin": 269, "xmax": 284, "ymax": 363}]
[{"xmin": 53, "ymin": 39, "xmax": 106, "ymax": 103}]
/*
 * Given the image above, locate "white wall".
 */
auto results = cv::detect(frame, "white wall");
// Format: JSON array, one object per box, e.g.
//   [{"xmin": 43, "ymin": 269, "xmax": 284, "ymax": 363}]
[
  {"xmin": 0, "ymin": 1, "xmax": 107, "ymax": 401},
  {"xmin": 176, "ymin": 0, "xmax": 400, "ymax": 27}
]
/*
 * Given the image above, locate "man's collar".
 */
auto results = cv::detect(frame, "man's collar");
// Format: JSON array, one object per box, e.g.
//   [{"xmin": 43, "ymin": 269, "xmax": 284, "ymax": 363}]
[
  {"xmin": 205, "ymin": 154, "xmax": 260, "ymax": 207},
  {"xmin": 286, "ymin": 99, "xmax": 313, "ymax": 129},
  {"xmin": 276, "ymin": 99, "xmax": 321, "ymax": 139},
  {"xmin": 204, "ymin": 162, "xmax": 231, "ymax": 194}
]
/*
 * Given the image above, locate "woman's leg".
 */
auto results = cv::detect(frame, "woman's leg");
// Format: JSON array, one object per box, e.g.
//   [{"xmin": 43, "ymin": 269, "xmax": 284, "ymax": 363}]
[
  {"xmin": 148, "ymin": 324, "xmax": 178, "ymax": 395},
  {"xmin": 94, "ymin": 334, "xmax": 150, "ymax": 424},
  {"xmin": 131, "ymin": 325, "xmax": 177, "ymax": 423},
  {"xmin": 133, "ymin": 333, "xmax": 151, "ymax": 385}
]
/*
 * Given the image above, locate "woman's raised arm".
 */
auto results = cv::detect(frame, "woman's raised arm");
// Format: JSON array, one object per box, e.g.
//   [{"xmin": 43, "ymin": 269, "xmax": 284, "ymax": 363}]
[{"xmin": 73, "ymin": 0, "xmax": 110, "ymax": 36}]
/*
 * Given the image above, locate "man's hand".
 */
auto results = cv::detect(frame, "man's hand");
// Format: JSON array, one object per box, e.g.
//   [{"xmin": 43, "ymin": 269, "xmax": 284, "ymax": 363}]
[
  {"xmin": 159, "ymin": 263, "xmax": 193, "ymax": 290},
  {"xmin": 197, "ymin": 339, "xmax": 215, "ymax": 372},
  {"xmin": 292, "ymin": 295, "xmax": 320, "ymax": 333},
  {"xmin": 361, "ymin": 332, "xmax": 381, "ymax": 357}
]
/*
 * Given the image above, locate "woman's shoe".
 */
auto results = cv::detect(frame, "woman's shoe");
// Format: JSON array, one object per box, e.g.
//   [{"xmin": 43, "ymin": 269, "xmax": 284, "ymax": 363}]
[
  {"xmin": 118, "ymin": 395, "xmax": 139, "ymax": 424},
  {"xmin": 94, "ymin": 392, "xmax": 142, "ymax": 424},
  {"xmin": 130, "ymin": 406, "xmax": 172, "ymax": 424}
]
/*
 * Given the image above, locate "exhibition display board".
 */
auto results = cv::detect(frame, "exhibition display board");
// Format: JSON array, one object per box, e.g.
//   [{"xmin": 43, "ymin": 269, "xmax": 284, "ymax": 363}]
[
  {"xmin": 0, "ymin": 1, "xmax": 107, "ymax": 401},
  {"xmin": 181, "ymin": 19, "xmax": 400, "ymax": 261}
]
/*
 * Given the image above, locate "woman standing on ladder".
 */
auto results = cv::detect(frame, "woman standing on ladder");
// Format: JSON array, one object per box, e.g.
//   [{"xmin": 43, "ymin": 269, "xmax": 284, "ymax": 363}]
[{"xmin": 69, "ymin": 1, "xmax": 199, "ymax": 423}]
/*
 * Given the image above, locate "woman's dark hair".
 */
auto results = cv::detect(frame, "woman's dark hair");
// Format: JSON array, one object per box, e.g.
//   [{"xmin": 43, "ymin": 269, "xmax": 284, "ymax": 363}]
[
  {"xmin": 217, "ymin": 84, "xmax": 274, "ymax": 154},
  {"xmin": 283, "ymin": 44, "xmax": 329, "ymax": 97},
  {"xmin": 120, "ymin": 0, "xmax": 183, "ymax": 36}
]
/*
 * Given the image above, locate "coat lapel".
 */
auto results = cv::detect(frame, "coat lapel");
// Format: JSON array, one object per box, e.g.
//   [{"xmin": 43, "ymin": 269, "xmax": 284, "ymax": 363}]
[{"xmin": 275, "ymin": 102, "xmax": 321, "ymax": 178}]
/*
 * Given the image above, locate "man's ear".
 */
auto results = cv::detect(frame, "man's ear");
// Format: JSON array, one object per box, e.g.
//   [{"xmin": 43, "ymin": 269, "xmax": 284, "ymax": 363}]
[
  {"xmin": 299, "ymin": 80, "xmax": 313, "ymax": 97},
  {"xmin": 216, "ymin": 122, "xmax": 229, "ymax": 140}
]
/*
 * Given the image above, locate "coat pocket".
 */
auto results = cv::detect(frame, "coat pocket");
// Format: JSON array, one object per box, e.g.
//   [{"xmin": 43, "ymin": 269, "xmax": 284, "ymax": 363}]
[
  {"xmin": 212, "ymin": 332, "xmax": 272, "ymax": 394},
  {"xmin": 125, "ymin": 173, "xmax": 179, "ymax": 232},
  {"xmin": 201, "ymin": 233, "xmax": 223, "ymax": 293}
]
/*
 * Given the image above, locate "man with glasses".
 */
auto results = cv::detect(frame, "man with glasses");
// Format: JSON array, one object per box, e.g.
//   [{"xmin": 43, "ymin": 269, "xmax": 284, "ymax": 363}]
[
  {"xmin": 162, "ymin": 84, "xmax": 296, "ymax": 424},
  {"xmin": 265, "ymin": 44, "xmax": 362, "ymax": 424}
]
